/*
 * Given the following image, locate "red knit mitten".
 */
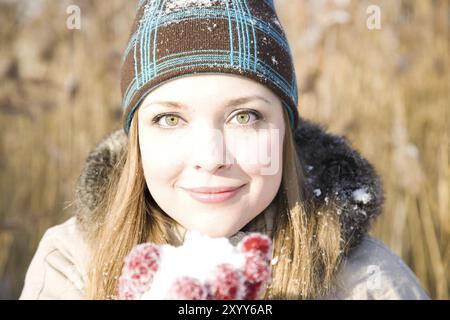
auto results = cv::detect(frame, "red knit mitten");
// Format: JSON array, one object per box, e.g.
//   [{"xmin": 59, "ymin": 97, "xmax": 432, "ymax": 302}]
[{"xmin": 117, "ymin": 232, "xmax": 272, "ymax": 300}]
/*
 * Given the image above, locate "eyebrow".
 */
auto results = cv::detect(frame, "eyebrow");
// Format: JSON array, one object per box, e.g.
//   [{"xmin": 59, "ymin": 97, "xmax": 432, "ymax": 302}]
[{"xmin": 142, "ymin": 95, "xmax": 271, "ymax": 110}]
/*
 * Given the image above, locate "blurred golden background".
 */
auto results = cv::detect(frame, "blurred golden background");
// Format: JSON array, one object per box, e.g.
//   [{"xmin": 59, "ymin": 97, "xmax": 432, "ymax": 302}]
[{"xmin": 0, "ymin": 0, "xmax": 448, "ymax": 299}]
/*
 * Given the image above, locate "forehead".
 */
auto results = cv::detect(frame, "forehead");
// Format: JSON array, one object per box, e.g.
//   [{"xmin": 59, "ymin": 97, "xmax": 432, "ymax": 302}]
[{"xmin": 142, "ymin": 73, "xmax": 278, "ymax": 104}]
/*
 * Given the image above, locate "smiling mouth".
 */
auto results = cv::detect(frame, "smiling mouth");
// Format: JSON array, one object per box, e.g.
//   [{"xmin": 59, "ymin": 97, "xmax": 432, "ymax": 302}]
[{"xmin": 182, "ymin": 184, "xmax": 246, "ymax": 203}]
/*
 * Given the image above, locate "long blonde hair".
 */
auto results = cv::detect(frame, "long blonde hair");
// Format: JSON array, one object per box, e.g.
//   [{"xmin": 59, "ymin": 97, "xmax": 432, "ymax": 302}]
[{"xmin": 85, "ymin": 107, "xmax": 342, "ymax": 299}]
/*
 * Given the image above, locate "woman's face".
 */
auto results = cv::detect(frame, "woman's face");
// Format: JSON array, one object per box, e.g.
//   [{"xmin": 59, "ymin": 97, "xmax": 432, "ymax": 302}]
[{"xmin": 138, "ymin": 74, "xmax": 285, "ymax": 237}]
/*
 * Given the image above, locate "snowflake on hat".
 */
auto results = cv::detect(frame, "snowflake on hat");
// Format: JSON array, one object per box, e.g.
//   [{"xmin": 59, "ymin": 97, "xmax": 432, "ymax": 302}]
[{"xmin": 117, "ymin": 231, "xmax": 272, "ymax": 300}]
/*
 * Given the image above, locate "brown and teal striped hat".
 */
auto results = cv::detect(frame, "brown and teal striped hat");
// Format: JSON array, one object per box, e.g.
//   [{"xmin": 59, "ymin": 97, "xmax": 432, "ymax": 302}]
[{"xmin": 120, "ymin": 0, "xmax": 299, "ymax": 134}]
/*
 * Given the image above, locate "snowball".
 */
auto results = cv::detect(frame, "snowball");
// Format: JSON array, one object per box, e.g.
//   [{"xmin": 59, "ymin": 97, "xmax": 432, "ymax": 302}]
[{"xmin": 141, "ymin": 230, "xmax": 246, "ymax": 299}]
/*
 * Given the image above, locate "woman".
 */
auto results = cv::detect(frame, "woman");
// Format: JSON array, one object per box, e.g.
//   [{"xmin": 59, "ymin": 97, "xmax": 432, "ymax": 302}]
[{"xmin": 19, "ymin": 0, "xmax": 429, "ymax": 300}]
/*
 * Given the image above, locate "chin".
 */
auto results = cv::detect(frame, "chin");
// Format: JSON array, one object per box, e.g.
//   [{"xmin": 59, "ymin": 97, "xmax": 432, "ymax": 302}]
[{"xmin": 192, "ymin": 224, "xmax": 239, "ymax": 238}]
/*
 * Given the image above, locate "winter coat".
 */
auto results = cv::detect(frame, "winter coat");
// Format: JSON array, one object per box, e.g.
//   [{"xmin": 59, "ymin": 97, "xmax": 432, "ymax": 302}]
[{"xmin": 19, "ymin": 118, "xmax": 430, "ymax": 300}]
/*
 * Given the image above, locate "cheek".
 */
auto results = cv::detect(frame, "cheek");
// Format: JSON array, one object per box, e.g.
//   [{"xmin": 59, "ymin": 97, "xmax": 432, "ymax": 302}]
[{"xmin": 139, "ymin": 131, "xmax": 184, "ymax": 184}]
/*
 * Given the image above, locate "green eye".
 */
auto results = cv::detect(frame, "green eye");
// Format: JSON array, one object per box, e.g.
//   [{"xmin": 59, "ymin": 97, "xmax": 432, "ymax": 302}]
[
  {"xmin": 230, "ymin": 110, "xmax": 262, "ymax": 126},
  {"xmin": 152, "ymin": 113, "xmax": 181, "ymax": 127},
  {"xmin": 152, "ymin": 109, "xmax": 263, "ymax": 129},
  {"xmin": 163, "ymin": 115, "xmax": 179, "ymax": 126},
  {"xmin": 236, "ymin": 112, "xmax": 250, "ymax": 124}
]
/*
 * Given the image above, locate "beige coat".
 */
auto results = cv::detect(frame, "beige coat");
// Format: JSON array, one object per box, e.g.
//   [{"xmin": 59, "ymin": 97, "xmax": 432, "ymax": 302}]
[
  {"xmin": 19, "ymin": 216, "xmax": 429, "ymax": 300},
  {"xmin": 19, "ymin": 121, "xmax": 431, "ymax": 300}
]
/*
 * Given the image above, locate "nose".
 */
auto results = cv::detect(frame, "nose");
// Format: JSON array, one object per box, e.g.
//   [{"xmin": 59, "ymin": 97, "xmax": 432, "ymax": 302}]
[
  {"xmin": 194, "ymin": 162, "xmax": 228, "ymax": 174},
  {"xmin": 189, "ymin": 127, "xmax": 232, "ymax": 174}
]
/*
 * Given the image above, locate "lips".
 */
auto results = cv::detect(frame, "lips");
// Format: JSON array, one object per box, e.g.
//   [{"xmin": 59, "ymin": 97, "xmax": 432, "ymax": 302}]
[
  {"xmin": 181, "ymin": 184, "xmax": 246, "ymax": 203},
  {"xmin": 183, "ymin": 185, "xmax": 245, "ymax": 194}
]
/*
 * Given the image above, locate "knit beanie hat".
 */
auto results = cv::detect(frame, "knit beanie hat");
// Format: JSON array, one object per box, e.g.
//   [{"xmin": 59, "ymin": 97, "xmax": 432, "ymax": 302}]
[{"xmin": 120, "ymin": 0, "xmax": 299, "ymax": 134}]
